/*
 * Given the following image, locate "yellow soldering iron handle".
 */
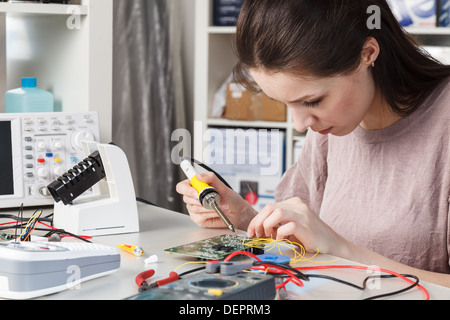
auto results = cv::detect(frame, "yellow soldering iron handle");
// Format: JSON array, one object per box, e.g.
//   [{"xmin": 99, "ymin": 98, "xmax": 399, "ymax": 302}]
[
  {"xmin": 190, "ymin": 176, "xmax": 212, "ymax": 194},
  {"xmin": 180, "ymin": 159, "xmax": 235, "ymax": 233},
  {"xmin": 180, "ymin": 159, "xmax": 214, "ymax": 194}
]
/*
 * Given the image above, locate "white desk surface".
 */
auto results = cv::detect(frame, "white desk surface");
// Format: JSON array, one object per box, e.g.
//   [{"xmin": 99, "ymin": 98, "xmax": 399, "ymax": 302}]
[{"xmin": 7, "ymin": 203, "xmax": 450, "ymax": 300}]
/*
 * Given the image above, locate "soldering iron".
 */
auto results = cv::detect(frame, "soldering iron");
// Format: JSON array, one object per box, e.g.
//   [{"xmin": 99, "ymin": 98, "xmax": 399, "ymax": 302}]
[{"xmin": 180, "ymin": 159, "xmax": 236, "ymax": 233}]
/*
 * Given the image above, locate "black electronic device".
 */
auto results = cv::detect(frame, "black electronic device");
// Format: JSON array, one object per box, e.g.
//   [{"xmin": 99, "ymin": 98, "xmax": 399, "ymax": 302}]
[
  {"xmin": 126, "ymin": 270, "xmax": 276, "ymax": 301},
  {"xmin": 47, "ymin": 150, "xmax": 106, "ymax": 205}
]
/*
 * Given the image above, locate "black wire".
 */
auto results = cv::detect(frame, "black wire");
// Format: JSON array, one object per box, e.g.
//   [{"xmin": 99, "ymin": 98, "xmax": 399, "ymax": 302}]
[
  {"xmin": 136, "ymin": 197, "xmax": 159, "ymax": 208},
  {"xmin": 135, "ymin": 158, "xmax": 234, "ymax": 210},
  {"xmin": 16, "ymin": 204, "xmax": 23, "ymax": 240},
  {"xmin": 306, "ymin": 274, "xmax": 366, "ymax": 291},
  {"xmin": 145, "ymin": 260, "xmax": 421, "ymax": 300},
  {"xmin": 362, "ymin": 274, "xmax": 420, "ymax": 300},
  {"xmin": 0, "ymin": 214, "xmax": 53, "ymax": 224},
  {"xmin": 297, "ymin": 272, "xmax": 421, "ymax": 300},
  {"xmin": 253, "ymin": 260, "xmax": 421, "ymax": 300},
  {"xmin": 253, "ymin": 261, "xmax": 309, "ymax": 281},
  {"xmin": 43, "ymin": 229, "xmax": 92, "ymax": 243},
  {"xmin": 0, "ymin": 208, "xmax": 92, "ymax": 243},
  {"xmin": 0, "ymin": 215, "xmax": 53, "ymax": 233},
  {"xmin": 178, "ymin": 266, "xmax": 206, "ymax": 278},
  {"xmin": 184, "ymin": 157, "xmax": 234, "ymax": 190}
]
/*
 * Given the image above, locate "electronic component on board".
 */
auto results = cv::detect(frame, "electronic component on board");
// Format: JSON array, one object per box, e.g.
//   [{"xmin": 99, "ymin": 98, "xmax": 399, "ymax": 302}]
[{"xmin": 164, "ymin": 234, "xmax": 264, "ymax": 261}]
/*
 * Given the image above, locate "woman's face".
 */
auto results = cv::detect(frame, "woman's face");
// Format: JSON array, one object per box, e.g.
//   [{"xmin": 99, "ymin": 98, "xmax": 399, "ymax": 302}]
[{"xmin": 250, "ymin": 64, "xmax": 379, "ymax": 136}]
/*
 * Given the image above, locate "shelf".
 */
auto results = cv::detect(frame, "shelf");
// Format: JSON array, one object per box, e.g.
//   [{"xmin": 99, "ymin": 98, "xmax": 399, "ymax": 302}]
[
  {"xmin": 0, "ymin": 3, "xmax": 88, "ymax": 15},
  {"xmin": 0, "ymin": 0, "xmax": 112, "ymax": 141},
  {"xmin": 293, "ymin": 134, "xmax": 307, "ymax": 141},
  {"xmin": 405, "ymin": 27, "xmax": 450, "ymax": 35},
  {"xmin": 207, "ymin": 118, "xmax": 290, "ymax": 129},
  {"xmin": 207, "ymin": 25, "xmax": 450, "ymax": 36},
  {"xmin": 197, "ymin": 0, "xmax": 450, "ymax": 170},
  {"xmin": 208, "ymin": 26, "xmax": 236, "ymax": 34}
]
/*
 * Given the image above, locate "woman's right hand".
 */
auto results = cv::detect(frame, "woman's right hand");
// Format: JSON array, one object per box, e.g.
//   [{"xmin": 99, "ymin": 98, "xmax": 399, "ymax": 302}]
[{"xmin": 176, "ymin": 172, "xmax": 255, "ymax": 231}]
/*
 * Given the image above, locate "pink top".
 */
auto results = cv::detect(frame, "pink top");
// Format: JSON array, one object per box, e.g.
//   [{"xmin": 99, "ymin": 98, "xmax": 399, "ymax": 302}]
[{"xmin": 275, "ymin": 79, "xmax": 450, "ymax": 273}]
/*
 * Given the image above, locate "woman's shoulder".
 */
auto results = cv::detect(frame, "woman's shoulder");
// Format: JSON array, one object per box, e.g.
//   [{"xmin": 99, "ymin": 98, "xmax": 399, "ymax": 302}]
[
  {"xmin": 421, "ymin": 76, "xmax": 450, "ymax": 126},
  {"xmin": 428, "ymin": 76, "xmax": 450, "ymax": 110}
]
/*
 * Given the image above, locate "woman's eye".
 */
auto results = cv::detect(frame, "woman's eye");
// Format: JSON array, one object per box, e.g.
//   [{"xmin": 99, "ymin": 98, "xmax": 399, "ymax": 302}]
[{"xmin": 303, "ymin": 99, "xmax": 322, "ymax": 108}]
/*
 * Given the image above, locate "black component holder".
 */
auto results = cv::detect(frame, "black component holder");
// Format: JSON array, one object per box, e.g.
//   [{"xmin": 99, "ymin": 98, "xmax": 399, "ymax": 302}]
[{"xmin": 47, "ymin": 150, "xmax": 106, "ymax": 205}]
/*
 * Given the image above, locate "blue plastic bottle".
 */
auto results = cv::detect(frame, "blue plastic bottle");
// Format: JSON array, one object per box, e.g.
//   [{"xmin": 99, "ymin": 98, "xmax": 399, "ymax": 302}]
[{"xmin": 5, "ymin": 77, "xmax": 54, "ymax": 113}]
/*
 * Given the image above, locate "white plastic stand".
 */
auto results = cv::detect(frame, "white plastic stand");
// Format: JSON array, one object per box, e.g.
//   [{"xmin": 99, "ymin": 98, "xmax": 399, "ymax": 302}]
[{"xmin": 53, "ymin": 142, "xmax": 140, "ymax": 237}]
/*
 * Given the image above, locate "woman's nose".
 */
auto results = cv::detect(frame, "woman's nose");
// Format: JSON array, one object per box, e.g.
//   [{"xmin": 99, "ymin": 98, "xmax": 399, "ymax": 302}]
[{"xmin": 290, "ymin": 108, "xmax": 317, "ymax": 132}]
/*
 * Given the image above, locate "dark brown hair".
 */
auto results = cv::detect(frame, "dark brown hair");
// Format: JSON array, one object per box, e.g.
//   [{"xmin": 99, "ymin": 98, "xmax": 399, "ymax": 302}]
[{"xmin": 233, "ymin": 0, "xmax": 450, "ymax": 117}]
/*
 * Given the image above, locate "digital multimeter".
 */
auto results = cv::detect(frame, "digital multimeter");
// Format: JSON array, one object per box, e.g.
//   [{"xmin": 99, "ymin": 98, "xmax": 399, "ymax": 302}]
[{"xmin": 0, "ymin": 241, "xmax": 120, "ymax": 300}]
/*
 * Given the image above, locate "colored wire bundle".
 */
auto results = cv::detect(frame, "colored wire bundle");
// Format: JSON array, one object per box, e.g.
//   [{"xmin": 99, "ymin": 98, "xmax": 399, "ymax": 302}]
[
  {"xmin": 223, "ymin": 250, "xmax": 430, "ymax": 300},
  {"xmin": 239, "ymin": 235, "xmax": 339, "ymax": 264},
  {"xmin": 0, "ymin": 207, "xmax": 92, "ymax": 243},
  {"xmin": 19, "ymin": 209, "xmax": 43, "ymax": 241}
]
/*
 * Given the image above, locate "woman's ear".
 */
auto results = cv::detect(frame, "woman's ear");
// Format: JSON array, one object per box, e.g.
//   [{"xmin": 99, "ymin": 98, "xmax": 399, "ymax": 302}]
[{"xmin": 361, "ymin": 37, "xmax": 380, "ymax": 67}]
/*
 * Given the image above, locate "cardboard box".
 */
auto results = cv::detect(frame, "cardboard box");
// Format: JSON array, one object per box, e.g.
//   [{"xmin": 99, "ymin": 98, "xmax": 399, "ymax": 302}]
[
  {"xmin": 225, "ymin": 83, "xmax": 287, "ymax": 122},
  {"xmin": 224, "ymin": 83, "xmax": 259, "ymax": 121},
  {"xmin": 262, "ymin": 93, "xmax": 287, "ymax": 122},
  {"xmin": 388, "ymin": 0, "xmax": 437, "ymax": 27}
]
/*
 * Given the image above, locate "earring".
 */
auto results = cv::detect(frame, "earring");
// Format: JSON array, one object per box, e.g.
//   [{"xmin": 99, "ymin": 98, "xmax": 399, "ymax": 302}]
[{"xmin": 372, "ymin": 62, "xmax": 375, "ymax": 68}]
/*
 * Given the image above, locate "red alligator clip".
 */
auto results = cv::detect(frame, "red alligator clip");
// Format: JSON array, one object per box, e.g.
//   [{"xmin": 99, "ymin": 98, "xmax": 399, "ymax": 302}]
[{"xmin": 135, "ymin": 270, "xmax": 180, "ymax": 292}]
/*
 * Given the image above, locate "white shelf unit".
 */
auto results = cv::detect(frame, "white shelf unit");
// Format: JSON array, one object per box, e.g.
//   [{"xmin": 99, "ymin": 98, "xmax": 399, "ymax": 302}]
[
  {"xmin": 194, "ymin": 0, "xmax": 296, "ymax": 171},
  {"xmin": 194, "ymin": 0, "xmax": 450, "ymax": 169},
  {"xmin": 0, "ymin": 0, "xmax": 113, "ymax": 142}
]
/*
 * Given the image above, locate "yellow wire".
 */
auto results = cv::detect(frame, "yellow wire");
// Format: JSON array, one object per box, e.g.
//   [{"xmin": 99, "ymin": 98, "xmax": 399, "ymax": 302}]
[
  {"xmin": 171, "ymin": 234, "xmax": 340, "ymax": 275},
  {"xmin": 20, "ymin": 209, "xmax": 43, "ymax": 241},
  {"xmin": 172, "ymin": 261, "xmax": 207, "ymax": 273},
  {"xmin": 238, "ymin": 234, "xmax": 340, "ymax": 264}
]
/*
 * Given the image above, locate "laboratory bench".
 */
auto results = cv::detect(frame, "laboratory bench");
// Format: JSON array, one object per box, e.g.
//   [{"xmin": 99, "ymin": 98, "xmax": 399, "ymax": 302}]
[{"xmin": 1, "ymin": 202, "xmax": 449, "ymax": 301}]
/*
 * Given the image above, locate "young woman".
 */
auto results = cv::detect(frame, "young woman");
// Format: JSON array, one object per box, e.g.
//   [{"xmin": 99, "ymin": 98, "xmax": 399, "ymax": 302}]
[{"xmin": 177, "ymin": 0, "xmax": 450, "ymax": 287}]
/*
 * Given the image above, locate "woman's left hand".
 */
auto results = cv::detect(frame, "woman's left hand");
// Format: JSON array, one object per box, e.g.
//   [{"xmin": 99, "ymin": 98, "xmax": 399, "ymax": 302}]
[{"xmin": 247, "ymin": 197, "xmax": 348, "ymax": 255}]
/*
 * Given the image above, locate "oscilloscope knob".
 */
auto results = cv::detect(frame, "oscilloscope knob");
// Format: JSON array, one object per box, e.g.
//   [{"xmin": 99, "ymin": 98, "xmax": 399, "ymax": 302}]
[
  {"xmin": 37, "ymin": 167, "xmax": 49, "ymax": 179},
  {"xmin": 53, "ymin": 141, "xmax": 63, "ymax": 150},
  {"xmin": 37, "ymin": 142, "xmax": 46, "ymax": 151},
  {"xmin": 37, "ymin": 186, "xmax": 51, "ymax": 197},
  {"xmin": 71, "ymin": 130, "xmax": 95, "ymax": 151},
  {"xmin": 53, "ymin": 166, "xmax": 65, "ymax": 177}
]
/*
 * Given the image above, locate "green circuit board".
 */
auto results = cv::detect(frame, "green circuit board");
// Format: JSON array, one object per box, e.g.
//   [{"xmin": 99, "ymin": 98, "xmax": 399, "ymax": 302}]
[{"xmin": 164, "ymin": 234, "xmax": 263, "ymax": 261}]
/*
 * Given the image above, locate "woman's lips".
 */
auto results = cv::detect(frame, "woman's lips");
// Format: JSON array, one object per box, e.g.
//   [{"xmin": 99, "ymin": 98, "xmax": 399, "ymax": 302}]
[{"xmin": 319, "ymin": 127, "xmax": 333, "ymax": 135}]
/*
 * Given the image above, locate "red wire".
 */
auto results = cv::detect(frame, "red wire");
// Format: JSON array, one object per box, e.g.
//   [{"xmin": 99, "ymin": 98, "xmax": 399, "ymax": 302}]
[
  {"xmin": 136, "ymin": 269, "xmax": 156, "ymax": 287},
  {"xmin": 251, "ymin": 264, "xmax": 305, "ymax": 288},
  {"xmin": 224, "ymin": 250, "xmax": 262, "ymax": 262},
  {"xmin": 295, "ymin": 265, "xmax": 430, "ymax": 300},
  {"xmin": 37, "ymin": 221, "xmax": 54, "ymax": 228},
  {"xmin": 38, "ymin": 221, "xmax": 92, "ymax": 241},
  {"xmin": 0, "ymin": 221, "xmax": 18, "ymax": 227},
  {"xmin": 250, "ymin": 263, "xmax": 429, "ymax": 300},
  {"xmin": 223, "ymin": 251, "xmax": 306, "ymax": 288},
  {"xmin": 0, "ymin": 220, "xmax": 92, "ymax": 240},
  {"xmin": 276, "ymin": 279, "xmax": 291, "ymax": 290}
]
